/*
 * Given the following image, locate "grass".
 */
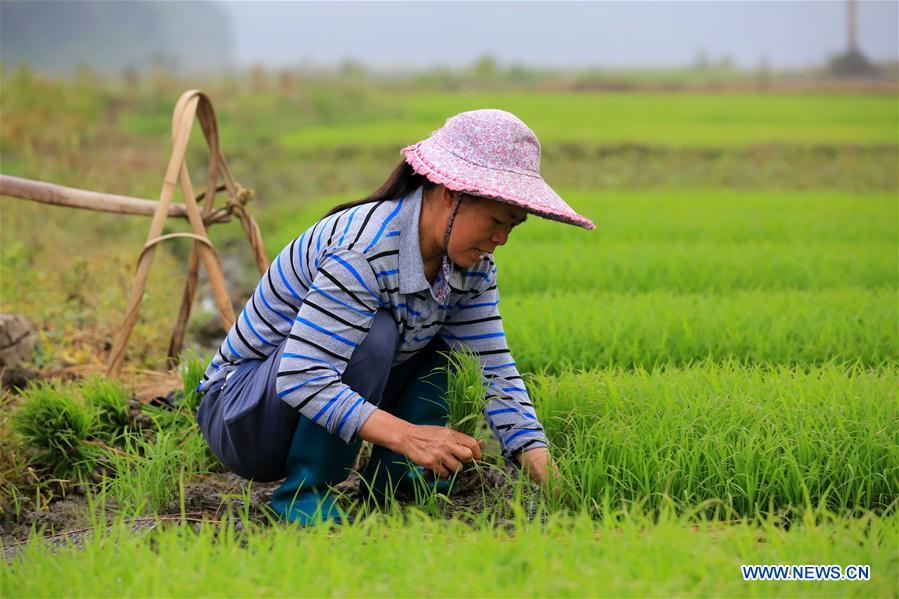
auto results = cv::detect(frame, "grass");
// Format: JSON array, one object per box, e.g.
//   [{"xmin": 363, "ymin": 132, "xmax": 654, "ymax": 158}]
[
  {"xmin": 2, "ymin": 502, "xmax": 895, "ymax": 597},
  {"xmin": 177, "ymin": 350, "xmax": 207, "ymax": 413},
  {"xmin": 529, "ymin": 361, "xmax": 898, "ymax": 518},
  {"xmin": 439, "ymin": 346, "xmax": 489, "ymax": 438},
  {"xmin": 498, "ymin": 239, "xmax": 896, "ymax": 294},
  {"xmin": 79, "ymin": 374, "xmax": 130, "ymax": 443},
  {"xmin": 4, "ymin": 364, "xmax": 219, "ymax": 520},
  {"xmin": 502, "ymin": 287, "xmax": 896, "ymax": 373},
  {"xmin": 278, "ymin": 91, "xmax": 899, "ymax": 150},
  {"xmin": 10, "ymin": 380, "xmax": 102, "ymax": 481},
  {"xmin": 102, "ymin": 428, "xmax": 212, "ymax": 517},
  {"xmin": 498, "ymin": 189, "xmax": 897, "ymax": 245}
]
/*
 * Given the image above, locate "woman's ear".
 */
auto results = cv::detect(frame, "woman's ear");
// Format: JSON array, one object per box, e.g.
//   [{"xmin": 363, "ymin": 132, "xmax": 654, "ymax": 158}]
[{"xmin": 435, "ymin": 185, "xmax": 459, "ymax": 210}]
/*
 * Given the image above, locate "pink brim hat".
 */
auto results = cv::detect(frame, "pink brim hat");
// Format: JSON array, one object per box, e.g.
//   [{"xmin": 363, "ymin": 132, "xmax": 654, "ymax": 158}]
[{"xmin": 401, "ymin": 109, "xmax": 595, "ymax": 231}]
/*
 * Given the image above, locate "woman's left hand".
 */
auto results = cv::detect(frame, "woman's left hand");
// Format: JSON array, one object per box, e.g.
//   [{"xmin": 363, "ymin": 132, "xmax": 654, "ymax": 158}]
[{"xmin": 516, "ymin": 446, "xmax": 563, "ymax": 498}]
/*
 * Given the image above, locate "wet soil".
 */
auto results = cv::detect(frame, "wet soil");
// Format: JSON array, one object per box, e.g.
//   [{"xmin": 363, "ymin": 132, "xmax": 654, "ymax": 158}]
[
  {"xmin": 2, "ymin": 458, "xmax": 536, "ymax": 562},
  {"xmin": 1, "ymin": 360, "xmax": 536, "ymax": 560}
]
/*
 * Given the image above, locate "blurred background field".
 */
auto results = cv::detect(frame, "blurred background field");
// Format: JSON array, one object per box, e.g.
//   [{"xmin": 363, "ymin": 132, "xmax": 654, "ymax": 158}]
[
  {"xmin": 2, "ymin": 75, "xmax": 895, "ymax": 370},
  {"xmin": 0, "ymin": 1, "xmax": 896, "ymax": 595}
]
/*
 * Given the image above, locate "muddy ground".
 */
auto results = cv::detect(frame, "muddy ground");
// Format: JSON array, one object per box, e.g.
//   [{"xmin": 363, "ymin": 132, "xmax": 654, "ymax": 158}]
[
  {"xmin": 1, "ymin": 457, "xmax": 538, "ymax": 563},
  {"xmin": 1, "ymin": 345, "xmax": 539, "ymax": 561}
]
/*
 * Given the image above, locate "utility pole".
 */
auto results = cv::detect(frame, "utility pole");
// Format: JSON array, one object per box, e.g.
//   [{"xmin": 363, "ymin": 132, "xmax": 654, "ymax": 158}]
[{"xmin": 847, "ymin": 0, "xmax": 858, "ymax": 52}]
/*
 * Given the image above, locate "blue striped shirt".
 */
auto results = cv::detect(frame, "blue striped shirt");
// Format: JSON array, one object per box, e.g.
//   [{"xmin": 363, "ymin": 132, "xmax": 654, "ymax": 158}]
[{"xmin": 197, "ymin": 184, "xmax": 548, "ymax": 463}]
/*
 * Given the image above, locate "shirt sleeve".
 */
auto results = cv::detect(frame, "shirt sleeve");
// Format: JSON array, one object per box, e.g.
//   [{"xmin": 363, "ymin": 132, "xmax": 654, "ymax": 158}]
[
  {"xmin": 437, "ymin": 261, "xmax": 549, "ymax": 468},
  {"xmin": 275, "ymin": 247, "xmax": 385, "ymax": 444}
]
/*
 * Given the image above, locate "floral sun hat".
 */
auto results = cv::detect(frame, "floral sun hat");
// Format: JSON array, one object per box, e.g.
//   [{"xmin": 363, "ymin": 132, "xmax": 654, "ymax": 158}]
[{"xmin": 401, "ymin": 108, "xmax": 595, "ymax": 231}]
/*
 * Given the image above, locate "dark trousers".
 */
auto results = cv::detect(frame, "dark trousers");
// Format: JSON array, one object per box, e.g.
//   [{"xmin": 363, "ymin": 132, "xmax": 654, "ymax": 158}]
[{"xmin": 197, "ymin": 308, "xmax": 451, "ymax": 494}]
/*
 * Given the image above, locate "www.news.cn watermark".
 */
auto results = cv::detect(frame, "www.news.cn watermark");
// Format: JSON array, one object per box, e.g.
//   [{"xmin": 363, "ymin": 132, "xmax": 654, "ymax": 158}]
[{"xmin": 742, "ymin": 564, "xmax": 871, "ymax": 581}]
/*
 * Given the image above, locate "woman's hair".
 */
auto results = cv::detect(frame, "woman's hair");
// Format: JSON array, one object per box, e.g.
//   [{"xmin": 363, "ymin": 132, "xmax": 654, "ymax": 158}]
[{"xmin": 322, "ymin": 158, "xmax": 437, "ymax": 218}]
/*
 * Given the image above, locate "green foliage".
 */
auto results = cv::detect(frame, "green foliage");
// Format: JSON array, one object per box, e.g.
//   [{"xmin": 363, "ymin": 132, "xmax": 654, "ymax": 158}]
[
  {"xmin": 177, "ymin": 350, "xmax": 207, "ymax": 413},
  {"xmin": 530, "ymin": 361, "xmax": 898, "ymax": 518},
  {"xmin": 103, "ymin": 428, "xmax": 212, "ymax": 516},
  {"xmin": 78, "ymin": 374, "xmax": 130, "ymax": 443},
  {"xmin": 503, "ymin": 288, "xmax": 897, "ymax": 373},
  {"xmin": 0, "ymin": 391, "xmax": 36, "ymax": 521},
  {"xmin": 11, "ymin": 380, "xmax": 102, "ymax": 480},
  {"xmin": 440, "ymin": 346, "xmax": 488, "ymax": 438},
  {"xmin": 277, "ymin": 91, "xmax": 899, "ymax": 151},
  {"xmin": 2, "ymin": 505, "xmax": 897, "ymax": 597}
]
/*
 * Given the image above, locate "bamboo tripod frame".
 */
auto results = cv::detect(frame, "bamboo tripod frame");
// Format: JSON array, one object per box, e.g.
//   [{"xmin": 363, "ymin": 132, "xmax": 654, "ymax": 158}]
[{"xmin": 0, "ymin": 89, "xmax": 269, "ymax": 377}]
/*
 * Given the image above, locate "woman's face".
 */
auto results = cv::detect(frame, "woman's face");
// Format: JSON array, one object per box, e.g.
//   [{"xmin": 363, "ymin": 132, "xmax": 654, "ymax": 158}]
[{"xmin": 447, "ymin": 194, "xmax": 528, "ymax": 267}]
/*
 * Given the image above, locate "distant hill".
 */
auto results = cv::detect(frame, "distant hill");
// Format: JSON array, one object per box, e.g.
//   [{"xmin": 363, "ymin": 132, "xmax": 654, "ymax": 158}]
[{"xmin": 0, "ymin": 0, "xmax": 235, "ymax": 75}]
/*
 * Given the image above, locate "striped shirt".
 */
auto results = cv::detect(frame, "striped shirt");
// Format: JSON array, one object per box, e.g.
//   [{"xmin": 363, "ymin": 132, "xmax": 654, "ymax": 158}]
[{"xmin": 197, "ymin": 184, "xmax": 549, "ymax": 464}]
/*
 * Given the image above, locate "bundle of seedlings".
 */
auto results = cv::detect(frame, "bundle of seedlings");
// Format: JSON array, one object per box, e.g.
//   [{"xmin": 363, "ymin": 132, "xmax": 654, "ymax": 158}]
[
  {"xmin": 79, "ymin": 373, "xmax": 131, "ymax": 443},
  {"xmin": 10, "ymin": 379, "xmax": 108, "ymax": 492},
  {"xmin": 444, "ymin": 347, "xmax": 489, "ymax": 437},
  {"xmin": 177, "ymin": 351, "xmax": 207, "ymax": 413},
  {"xmin": 9, "ymin": 371, "xmax": 182, "ymax": 495},
  {"xmin": 429, "ymin": 346, "xmax": 490, "ymax": 493}
]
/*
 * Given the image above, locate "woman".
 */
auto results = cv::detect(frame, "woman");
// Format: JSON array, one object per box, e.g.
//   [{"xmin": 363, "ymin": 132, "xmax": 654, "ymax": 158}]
[{"xmin": 196, "ymin": 108, "xmax": 595, "ymax": 525}]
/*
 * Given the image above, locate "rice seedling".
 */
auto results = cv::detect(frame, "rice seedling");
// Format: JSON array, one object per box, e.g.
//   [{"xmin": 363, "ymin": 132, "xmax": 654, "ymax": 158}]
[
  {"xmin": 3, "ymin": 500, "xmax": 895, "ymax": 597},
  {"xmin": 498, "ymin": 238, "xmax": 896, "ymax": 294},
  {"xmin": 439, "ymin": 345, "xmax": 489, "ymax": 438},
  {"xmin": 78, "ymin": 373, "xmax": 130, "ymax": 443},
  {"xmin": 502, "ymin": 287, "xmax": 896, "ymax": 373},
  {"xmin": 177, "ymin": 349, "xmax": 208, "ymax": 413},
  {"xmin": 279, "ymin": 91, "xmax": 898, "ymax": 150},
  {"xmin": 508, "ymin": 189, "xmax": 897, "ymax": 245},
  {"xmin": 362, "ymin": 346, "xmax": 493, "ymax": 515},
  {"xmin": 528, "ymin": 360, "xmax": 898, "ymax": 518},
  {"xmin": 102, "ymin": 428, "xmax": 212, "ymax": 516},
  {"xmin": 10, "ymin": 379, "xmax": 102, "ymax": 481}
]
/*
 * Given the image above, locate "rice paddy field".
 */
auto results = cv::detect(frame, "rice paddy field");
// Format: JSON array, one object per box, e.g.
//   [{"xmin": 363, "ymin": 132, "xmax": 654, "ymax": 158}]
[{"xmin": 0, "ymin": 71, "xmax": 897, "ymax": 596}]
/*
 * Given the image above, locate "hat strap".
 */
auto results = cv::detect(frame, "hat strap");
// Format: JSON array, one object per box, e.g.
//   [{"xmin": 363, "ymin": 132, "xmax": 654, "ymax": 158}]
[{"xmin": 434, "ymin": 192, "xmax": 463, "ymax": 305}]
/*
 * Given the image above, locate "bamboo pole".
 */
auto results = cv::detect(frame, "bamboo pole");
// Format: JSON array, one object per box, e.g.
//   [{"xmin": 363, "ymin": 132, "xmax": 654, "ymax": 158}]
[
  {"xmin": 106, "ymin": 90, "xmax": 238, "ymax": 377},
  {"xmin": 0, "ymin": 174, "xmax": 230, "ymax": 224},
  {"xmin": 165, "ymin": 90, "xmax": 268, "ymax": 367},
  {"xmin": 1, "ymin": 89, "xmax": 266, "ymax": 377}
]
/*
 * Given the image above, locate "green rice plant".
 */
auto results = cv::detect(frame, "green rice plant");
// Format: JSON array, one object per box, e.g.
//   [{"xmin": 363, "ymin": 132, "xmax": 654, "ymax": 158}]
[
  {"xmin": 103, "ymin": 427, "xmax": 212, "ymax": 516},
  {"xmin": 529, "ymin": 360, "xmax": 898, "ymax": 519},
  {"xmin": 78, "ymin": 374, "xmax": 130, "ymax": 443},
  {"xmin": 11, "ymin": 380, "xmax": 102, "ymax": 480},
  {"xmin": 506, "ymin": 189, "xmax": 897, "ymax": 245},
  {"xmin": 0, "ymin": 390, "xmax": 39, "ymax": 521},
  {"xmin": 139, "ymin": 397, "xmax": 223, "ymax": 475},
  {"xmin": 502, "ymin": 287, "xmax": 897, "ymax": 373},
  {"xmin": 3, "ymin": 503, "xmax": 896, "ymax": 597},
  {"xmin": 279, "ymin": 92, "xmax": 899, "ymax": 150},
  {"xmin": 177, "ymin": 349, "xmax": 208, "ymax": 413},
  {"xmin": 498, "ymin": 239, "xmax": 897, "ymax": 294},
  {"xmin": 439, "ymin": 346, "xmax": 488, "ymax": 437},
  {"xmin": 495, "ymin": 189, "xmax": 896, "ymax": 294},
  {"xmin": 143, "ymin": 402, "xmax": 196, "ymax": 433}
]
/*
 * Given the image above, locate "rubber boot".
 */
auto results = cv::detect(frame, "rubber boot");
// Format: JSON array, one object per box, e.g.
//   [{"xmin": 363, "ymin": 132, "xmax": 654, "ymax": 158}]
[
  {"xmin": 269, "ymin": 413, "xmax": 361, "ymax": 526},
  {"xmin": 270, "ymin": 308, "xmax": 397, "ymax": 526},
  {"xmin": 360, "ymin": 343, "xmax": 455, "ymax": 501}
]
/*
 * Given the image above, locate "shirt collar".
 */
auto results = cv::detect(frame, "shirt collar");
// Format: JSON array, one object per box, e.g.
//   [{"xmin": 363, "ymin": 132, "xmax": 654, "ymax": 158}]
[{"xmin": 398, "ymin": 185, "xmax": 465, "ymax": 298}]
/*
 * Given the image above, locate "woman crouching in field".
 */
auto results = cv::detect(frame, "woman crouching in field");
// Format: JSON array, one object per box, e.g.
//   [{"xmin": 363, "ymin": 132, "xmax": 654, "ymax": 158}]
[{"xmin": 195, "ymin": 108, "xmax": 595, "ymax": 525}]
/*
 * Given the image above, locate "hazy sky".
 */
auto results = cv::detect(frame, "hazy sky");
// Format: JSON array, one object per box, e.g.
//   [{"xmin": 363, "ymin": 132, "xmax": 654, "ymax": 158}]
[{"xmin": 220, "ymin": 0, "xmax": 898, "ymax": 70}]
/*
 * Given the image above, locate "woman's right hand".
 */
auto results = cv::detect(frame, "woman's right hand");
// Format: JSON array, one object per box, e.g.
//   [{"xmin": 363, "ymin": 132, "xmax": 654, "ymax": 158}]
[
  {"xmin": 356, "ymin": 410, "xmax": 484, "ymax": 479},
  {"xmin": 398, "ymin": 424, "xmax": 484, "ymax": 479}
]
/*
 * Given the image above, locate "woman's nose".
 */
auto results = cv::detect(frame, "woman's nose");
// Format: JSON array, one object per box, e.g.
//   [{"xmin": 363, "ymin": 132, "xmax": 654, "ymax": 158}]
[{"xmin": 492, "ymin": 229, "xmax": 509, "ymax": 246}]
